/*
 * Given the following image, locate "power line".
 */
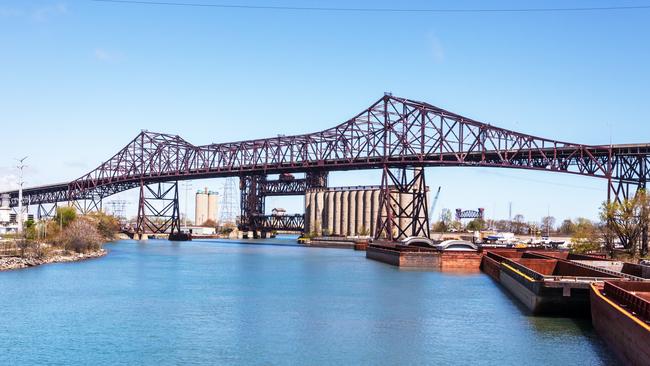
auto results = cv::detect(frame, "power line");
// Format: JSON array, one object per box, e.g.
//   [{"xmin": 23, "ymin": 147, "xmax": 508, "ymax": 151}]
[{"xmin": 90, "ymin": 1, "xmax": 650, "ymax": 13}]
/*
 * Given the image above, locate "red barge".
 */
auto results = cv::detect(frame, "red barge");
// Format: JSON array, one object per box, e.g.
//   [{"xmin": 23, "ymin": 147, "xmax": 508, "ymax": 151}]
[{"xmin": 590, "ymin": 281, "xmax": 650, "ymax": 366}]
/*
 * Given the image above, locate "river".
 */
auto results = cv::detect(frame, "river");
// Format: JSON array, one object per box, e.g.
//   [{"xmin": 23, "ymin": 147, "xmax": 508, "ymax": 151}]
[{"xmin": 0, "ymin": 236, "xmax": 616, "ymax": 365}]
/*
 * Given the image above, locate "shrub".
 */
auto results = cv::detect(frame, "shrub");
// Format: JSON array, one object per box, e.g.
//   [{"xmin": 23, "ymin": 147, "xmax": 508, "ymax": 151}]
[
  {"xmin": 90, "ymin": 212, "xmax": 120, "ymax": 240},
  {"xmin": 55, "ymin": 207, "xmax": 77, "ymax": 228},
  {"xmin": 201, "ymin": 219, "xmax": 218, "ymax": 228},
  {"xmin": 60, "ymin": 218, "xmax": 104, "ymax": 253}
]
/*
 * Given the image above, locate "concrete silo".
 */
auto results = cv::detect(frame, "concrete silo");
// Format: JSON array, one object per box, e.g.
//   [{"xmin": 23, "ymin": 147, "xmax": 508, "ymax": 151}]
[
  {"xmin": 195, "ymin": 188, "xmax": 209, "ymax": 225},
  {"xmin": 208, "ymin": 191, "xmax": 220, "ymax": 223}
]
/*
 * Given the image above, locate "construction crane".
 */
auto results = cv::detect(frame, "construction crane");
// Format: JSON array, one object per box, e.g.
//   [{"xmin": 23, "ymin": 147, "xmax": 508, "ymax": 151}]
[{"xmin": 428, "ymin": 186, "xmax": 441, "ymax": 223}]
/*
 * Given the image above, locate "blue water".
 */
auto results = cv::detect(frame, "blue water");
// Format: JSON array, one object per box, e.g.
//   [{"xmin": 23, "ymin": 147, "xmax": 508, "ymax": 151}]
[{"xmin": 0, "ymin": 236, "xmax": 616, "ymax": 365}]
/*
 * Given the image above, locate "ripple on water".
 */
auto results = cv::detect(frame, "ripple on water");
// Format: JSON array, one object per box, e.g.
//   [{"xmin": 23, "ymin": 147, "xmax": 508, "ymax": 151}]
[{"xmin": 0, "ymin": 239, "xmax": 618, "ymax": 365}]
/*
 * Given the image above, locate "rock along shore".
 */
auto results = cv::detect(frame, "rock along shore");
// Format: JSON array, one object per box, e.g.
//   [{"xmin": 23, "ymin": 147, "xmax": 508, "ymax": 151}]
[{"xmin": 0, "ymin": 249, "xmax": 107, "ymax": 271}]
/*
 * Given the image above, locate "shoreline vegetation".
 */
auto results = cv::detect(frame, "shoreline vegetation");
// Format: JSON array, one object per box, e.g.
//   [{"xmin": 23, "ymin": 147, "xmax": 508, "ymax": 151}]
[
  {"xmin": 0, "ymin": 248, "xmax": 106, "ymax": 271},
  {"xmin": 0, "ymin": 207, "xmax": 119, "ymax": 272}
]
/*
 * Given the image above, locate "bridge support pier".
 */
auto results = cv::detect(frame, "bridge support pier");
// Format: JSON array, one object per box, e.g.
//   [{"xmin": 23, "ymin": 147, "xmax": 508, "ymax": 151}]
[
  {"xmin": 239, "ymin": 175, "xmax": 266, "ymax": 235},
  {"xmin": 374, "ymin": 166, "xmax": 430, "ymax": 242},
  {"xmin": 239, "ymin": 171, "xmax": 328, "ymax": 236},
  {"xmin": 136, "ymin": 180, "xmax": 187, "ymax": 240}
]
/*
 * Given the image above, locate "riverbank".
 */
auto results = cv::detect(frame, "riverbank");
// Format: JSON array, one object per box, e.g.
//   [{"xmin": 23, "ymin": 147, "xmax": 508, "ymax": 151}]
[{"xmin": 0, "ymin": 248, "xmax": 107, "ymax": 271}]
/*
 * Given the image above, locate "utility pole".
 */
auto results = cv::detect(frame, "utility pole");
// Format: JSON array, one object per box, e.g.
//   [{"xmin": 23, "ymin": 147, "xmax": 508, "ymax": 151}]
[
  {"xmin": 546, "ymin": 205, "xmax": 551, "ymax": 237},
  {"xmin": 508, "ymin": 202, "xmax": 512, "ymax": 222},
  {"xmin": 16, "ymin": 156, "xmax": 27, "ymax": 234},
  {"xmin": 508, "ymin": 202, "xmax": 513, "ymax": 232}
]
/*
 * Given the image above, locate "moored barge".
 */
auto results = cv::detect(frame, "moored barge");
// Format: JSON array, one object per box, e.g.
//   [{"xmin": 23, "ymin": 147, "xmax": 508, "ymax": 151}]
[
  {"xmin": 482, "ymin": 250, "xmax": 625, "ymax": 315},
  {"xmin": 590, "ymin": 281, "xmax": 650, "ymax": 366},
  {"xmin": 366, "ymin": 240, "xmax": 482, "ymax": 270}
]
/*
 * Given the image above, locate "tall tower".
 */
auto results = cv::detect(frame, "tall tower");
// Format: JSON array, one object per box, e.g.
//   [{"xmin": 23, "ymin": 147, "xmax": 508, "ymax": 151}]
[{"xmin": 220, "ymin": 177, "xmax": 239, "ymax": 224}]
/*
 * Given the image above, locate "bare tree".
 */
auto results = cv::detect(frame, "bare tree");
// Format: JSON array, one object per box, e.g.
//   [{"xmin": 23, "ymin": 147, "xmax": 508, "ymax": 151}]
[
  {"xmin": 541, "ymin": 216, "xmax": 556, "ymax": 236},
  {"xmin": 512, "ymin": 214, "xmax": 526, "ymax": 234}
]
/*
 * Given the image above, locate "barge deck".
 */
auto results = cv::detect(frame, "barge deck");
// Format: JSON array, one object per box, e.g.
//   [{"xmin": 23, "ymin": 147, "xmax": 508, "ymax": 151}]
[{"xmin": 482, "ymin": 250, "xmax": 624, "ymax": 315}]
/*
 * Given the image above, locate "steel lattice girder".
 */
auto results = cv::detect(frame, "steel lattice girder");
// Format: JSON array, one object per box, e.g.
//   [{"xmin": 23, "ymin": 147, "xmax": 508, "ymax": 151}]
[
  {"xmin": 4, "ymin": 95, "xmax": 649, "ymax": 207},
  {"xmin": 455, "ymin": 208, "xmax": 485, "ymax": 220},
  {"xmin": 374, "ymin": 166, "xmax": 429, "ymax": 241},
  {"xmin": 259, "ymin": 178, "xmax": 308, "ymax": 196},
  {"xmin": 37, "ymin": 203, "xmax": 57, "ymax": 220},
  {"xmin": 136, "ymin": 181, "xmax": 181, "ymax": 235},
  {"xmin": 239, "ymin": 175, "xmax": 265, "ymax": 231},
  {"xmin": 249, "ymin": 214, "xmax": 305, "ymax": 232}
]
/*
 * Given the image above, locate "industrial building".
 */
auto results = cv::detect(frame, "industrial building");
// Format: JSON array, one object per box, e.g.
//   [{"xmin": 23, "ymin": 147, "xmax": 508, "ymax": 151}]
[
  {"xmin": 195, "ymin": 188, "xmax": 220, "ymax": 226},
  {"xmin": 0, "ymin": 194, "xmax": 10, "ymax": 224},
  {"xmin": 304, "ymin": 185, "xmax": 428, "ymax": 238},
  {"xmin": 0, "ymin": 193, "xmax": 21, "ymax": 234}
]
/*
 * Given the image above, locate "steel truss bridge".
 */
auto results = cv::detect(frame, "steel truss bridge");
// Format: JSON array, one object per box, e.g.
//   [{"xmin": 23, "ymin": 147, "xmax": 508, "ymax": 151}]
[{"xmin": 2, "ymin": 95, "xmax": 648, "ymax": 243}]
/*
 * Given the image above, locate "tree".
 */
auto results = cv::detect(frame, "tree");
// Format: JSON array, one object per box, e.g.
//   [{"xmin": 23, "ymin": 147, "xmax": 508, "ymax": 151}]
[
  {"xmin": 571, "ymin": 218, "xmax": 601, "ymax": 254},
  {"xmin": 89, "ymin": 212, "xmax": 120, "ymax": 240},
  {"xmin": 512, "ymin": 214, "xmax": 526, "ymax": 234},
  {"xmin": 451, "ymin": 220, "xmax": 463, "ymax": 232},
  {"xmin": 431, "ymin": 221, "xmax": 447, "ymax": 232},
  {"xmin": 466, "ymin": 218, "xmax": 486, "ymax": 231},
  {"xmin": 559, "ymin": 219, "xmax": 576, "ymax": 235},
  {"xmin": 597, "ymin": 221, "xmax": 617, "ymax": 255},
  {"xmin": 24, "ymin": 218, "xmax": 37, "ymax": 240},
  {"xmin": 201, "ymin": 219, "xmax": 218, "ymax": 228},
  {"xmin": 600, "ymin": 190, "xmax": 649, "ymax": 256},
  {"xmin": 541, "ymin": 216, "xmax": 556, "ymax": 236},
  {"xmin": 492, "ymin": 219, "xmax": 510, "ymax": 232},
  {"xmin": 55, "ymin": 207, "xmax": 77, "ymax": 228},
  {"xmin": 440, "ymin": 209, "xmax": 453, "ymax": 227},
  {"xmin": 432, "ymin": 209, "xmax": 453, "ymax": 232}
]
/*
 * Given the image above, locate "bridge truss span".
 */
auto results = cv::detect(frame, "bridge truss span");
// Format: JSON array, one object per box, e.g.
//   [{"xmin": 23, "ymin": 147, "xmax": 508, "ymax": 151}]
[
  {"xmin": 61, "ymin": 95, "xmax": 635, "ymax": 201},
  {"xmin": 2, "ymin": 95, "xmax": 648, "ymax": 239}
]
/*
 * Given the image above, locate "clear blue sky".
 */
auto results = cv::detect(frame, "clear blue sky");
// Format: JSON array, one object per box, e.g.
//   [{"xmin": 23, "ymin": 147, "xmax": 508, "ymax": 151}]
[{"xmin": 1, "ymin": 0, "xmax": 649, "ymax": 224}]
